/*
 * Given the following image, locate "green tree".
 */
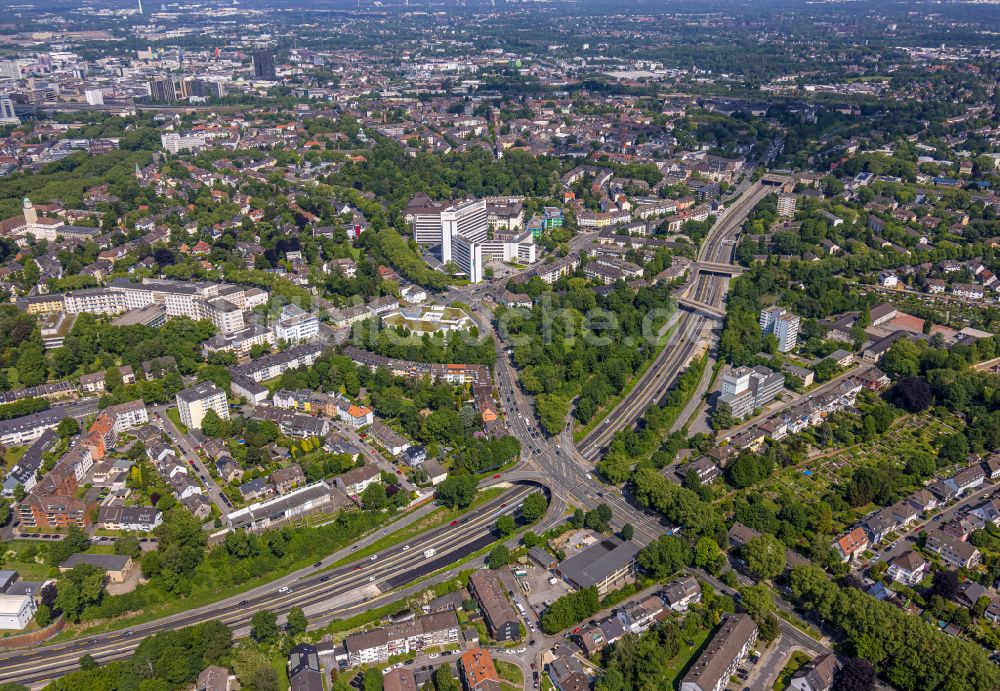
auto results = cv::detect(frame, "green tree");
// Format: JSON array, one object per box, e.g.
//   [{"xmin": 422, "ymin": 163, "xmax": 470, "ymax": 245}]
[
  {"xmin": 360, "ymin": 482, "xmax": 387, "ymax": 511},
  {"xmin": 620, "ymin": 523, "xmax": 634, "ymax": 541},
  {"xmin": 433, "ymin": 664, "xmax": 460, "ymax": 691},
  {"xmin": 637, "ymin": 536, "xmax": 692, "ymax": 579},
  {"xmin": 739, "ymin": 584, "xmax": 774, "ymax": 622},
  {"xmin": 56, "ymin": 417, "xmax": 79, "ymax": 438},
  {"xmin": 287, "ymin": 606, "xmax": 307, "ymax": 637},
  {"xmin": 520, "ymin": 492, "xmax": 547, "ymax": 522},
  {"xmin": 200, "ymin": 408, "xmax": 230, "ymax": 437},
  {"xmin": 496, "ymin": 514, "xmax": 516, "ymax": 537},
  {"xmin": 487, "ymin": 545, "xmax": 512, "ymax": 569},
  {"xmin": 250, "ymin": 610, "xmax": 279, "ymax": 645},
  {"xmin": 435, "ymin": 475, "xmax": 478, "ymax": 509},
  {"xmin": 742, "ymin": 534, "xmax": 786, "ymax": 580},
  {"xmin": 55, "ymin": 563, "xmax": 106, "ymax": 622},
  {"xmin": 694, "ymin": 537, "xmax": 725, "ymax": 575}
]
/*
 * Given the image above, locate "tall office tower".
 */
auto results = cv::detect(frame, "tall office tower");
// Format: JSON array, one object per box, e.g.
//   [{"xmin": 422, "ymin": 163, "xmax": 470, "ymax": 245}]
[
  {"xmin": 180, "ymin": 78, "xmax": 205, "ymax": 98},
  {"xmin": 147, "ymin": 77, "xmax": 177, "ymax": 103},
  {"xmin": 407, "ymin": 192, "xmax": 447, "ymax": 249},
  {"xmin": 440, "ymin": 199, "xmax": 488, "ymax": 264},
  {"xmin": 252, "ymin": 50, "xmax": 276, "ymax": 80},
  {"xmin": 0, "ymin": 96, "xmax": 19, "ymax": 125},
  {"xmin": 452, "ymin": 234, "xmax": 485, "ymax": 283}
]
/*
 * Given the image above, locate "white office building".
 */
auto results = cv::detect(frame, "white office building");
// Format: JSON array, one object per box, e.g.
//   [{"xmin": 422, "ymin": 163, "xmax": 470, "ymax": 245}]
[
  {"xmin": 161, "ymin": 132, "xmax": 208, "ymax": 154},
  {"xmin": 452, "ymin": 233, "xmax": 485, "ymax": 283},
  {"xmin": 176, "ymin": 381, "xmax": 230, "ymax": 430},
  {"xmin": 441, "ymin": 199, "xmax": 488, "ymax": 264}
]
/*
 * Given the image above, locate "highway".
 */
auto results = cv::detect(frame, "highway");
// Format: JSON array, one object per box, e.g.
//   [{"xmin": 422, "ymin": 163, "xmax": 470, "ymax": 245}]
[
  {"xmin": 0, "ymin": 485, "xmax": 541, "ymax": 686},
  {"xmin": 6, "ymin": 160, "xmax": 784, "ymax": 684},
  {"xmin": 575, "ymin": 180, "xmax": 772, "ymax": 460}
]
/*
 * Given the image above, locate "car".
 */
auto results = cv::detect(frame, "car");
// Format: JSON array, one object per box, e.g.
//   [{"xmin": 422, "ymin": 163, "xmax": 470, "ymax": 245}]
[
  {"xmin": 384, "ymin": 667, "xmax": 394, "ymax": 674},
  {"xmin": 403, "ymin": 544, "xmax": 411, "ymax": 551},
  {"xmin": 351, "ymin": 545, "xmax": 359, "ymax": 551},
  {"xmin": 493, "ymin": 474, "xmax": 501, "ymax": 479},
  {"xmin": 500, "ymin": 502, "xmax": 507, "ymax": 508},
  {"xmin": 529, "ymin": 641, "xmax": 536, "ymax": 647},
  {"xmin": 314, "ymin": 561, "xmax": 323, "ymax": 567},
  {"xmin": 354, "ymin": 565, "xmax": 362, "ymax": 570},
  {"xmin": 88, "ymin": 639, "xmax": 98, "ymax": 646},
  {"xmin": 934, "ymin": 515, "xmax": 943, "ymax": 521},
  {"xmin": 571, "ymin": 627, "xmax": 581, "ymax": 635},
  {"xmin": 239, "ymin": 600, "xmax": 249, "ymax": 606},
  {"xmin": 428, "ymin": 653, "xmax": 439, "ymax": 659},
  {"xmin": 369, "ymin": 576, "xmax": 376, "ymax": 582},
  {"xmin": 371, "ymin": 554, "xmax": 378, "ymax": 560},
  {"xmin": 450, "ymin": 520, "xmax": 458, "ymax": 527},
  {"xmin": 516, "ymin": 647, "xmax": 526, "ymax": 654},
  {"xmin": 321, "ymin": 576, "xmax": 330, "ymax": 582},
  {"xmin": 123, "ymin": 630, "xmax": 134, "ymax": 638},
  {"xmin": 405, "ymin": 659, "xmax": 415, "ymax": 665},
  {"xmin": 278, "ymin": 586, "xmax": 290, "ymax": 593}
]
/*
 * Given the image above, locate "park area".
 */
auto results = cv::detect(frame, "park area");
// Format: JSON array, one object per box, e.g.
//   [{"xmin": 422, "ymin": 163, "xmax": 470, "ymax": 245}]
[{"xmin": 753, "ymin": 412, "xmax": 959, "ymax": 530}]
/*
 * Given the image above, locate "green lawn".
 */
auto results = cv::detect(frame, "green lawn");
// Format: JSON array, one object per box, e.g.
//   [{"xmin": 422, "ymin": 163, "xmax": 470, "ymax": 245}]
[
  {"xmin": 773, "ymin": 650, "xmax": 811, "ymax": 691},
  {"xmin": 665, "ymin": 624, "xmax": 713, "ymax": 687},
  {"xmin": 3, "ymin": 445, "xmax": 27, "ymax": 471},
  {"xmin": 496, "ymin": 660, "xmax": 524, "ymax": 684},
  {"xmin": 270, "ymin": 650, "xmax": 291, "ymax": 691},
  {"xmin": 164, "ymin": 407, "xmax": 187, "ymax": 434}
]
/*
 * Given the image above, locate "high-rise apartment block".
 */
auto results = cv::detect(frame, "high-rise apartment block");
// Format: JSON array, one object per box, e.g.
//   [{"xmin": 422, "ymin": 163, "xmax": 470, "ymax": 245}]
[
  {"xmin": 176, "ymin": 381, "xmax": 229, "ymax": 430},
  {"xmin": 760, "ymin": 306, "xmax": 800, "ymax": 353}
]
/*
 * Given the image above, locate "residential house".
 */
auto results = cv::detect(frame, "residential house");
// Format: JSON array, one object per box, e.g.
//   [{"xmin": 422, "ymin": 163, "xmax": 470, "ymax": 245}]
[
  {"xmin": 679, "ymin": 613, "xmax": 758, "ymax": 691},
  {"xmin": 833, "ymin": 527, "xmax": 869, "ymax": 562},
  {"xmin": 789, "ymin": 653, "xmax": 839, "ymax": 691},
  {"xmin": 468, "ymin": 570, "xmax": 520, "ymax": 642},
  {"xmin": 925, "ymin": 530, "xmax": 982, "ymax": 569},
  {"xmin": 887, "ymin": 551, "xmax": 929, "ymax": 586},
  {"xmin": 662, "ymin": 575, "xmax": 702, "ymax": 612}
]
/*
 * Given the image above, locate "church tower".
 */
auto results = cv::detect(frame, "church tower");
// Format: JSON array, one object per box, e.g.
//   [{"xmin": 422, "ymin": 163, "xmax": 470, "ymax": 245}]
[{"xmin": 22, "ymin": 197, "xmax": 36, "ymax": 226}]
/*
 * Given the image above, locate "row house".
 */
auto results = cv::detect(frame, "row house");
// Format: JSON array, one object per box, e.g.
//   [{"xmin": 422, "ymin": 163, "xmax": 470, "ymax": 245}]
[
  {"xmin": 925, "ymin": 530, "xmax": 982, "ymax": 569},
  {"xmin": 343, "ymin": 611, "xmax": 460, "ymax": 667}
]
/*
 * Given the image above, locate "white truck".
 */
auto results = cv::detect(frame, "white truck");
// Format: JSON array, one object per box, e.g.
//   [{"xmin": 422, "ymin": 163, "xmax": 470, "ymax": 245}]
[{"xmin": 424, "ymin": 548, "xmax": 436, "ymax": 559}]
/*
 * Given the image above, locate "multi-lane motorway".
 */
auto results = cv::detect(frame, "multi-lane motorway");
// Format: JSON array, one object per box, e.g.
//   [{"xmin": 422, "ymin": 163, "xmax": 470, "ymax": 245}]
[
  {"xmin": 0, "ymin": 486, "xmax": 540, "ymax": 686},
  {"xmin": 5, "ymin": 168, "xmax": 782, "ymax": 686},
  {"xmin": 576, "ymin": 179, "xmax": 773, "ymax": 461}
]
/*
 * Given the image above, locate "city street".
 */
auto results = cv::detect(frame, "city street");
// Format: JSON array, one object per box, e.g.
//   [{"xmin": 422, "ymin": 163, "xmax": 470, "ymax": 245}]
[{"xmin": 154, "ymin": 403, "xmax": 232, "ymax": 516}]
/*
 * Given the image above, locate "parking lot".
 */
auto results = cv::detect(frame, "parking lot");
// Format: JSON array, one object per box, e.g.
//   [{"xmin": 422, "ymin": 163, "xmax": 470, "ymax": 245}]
[{"xmin": 506, "ymin": 563, "xmax": 574, "ymax": 616}]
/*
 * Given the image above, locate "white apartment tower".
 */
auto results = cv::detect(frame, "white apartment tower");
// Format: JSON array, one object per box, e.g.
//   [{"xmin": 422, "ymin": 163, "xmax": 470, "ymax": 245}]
[
  {"xmin": 777, "ymin": 193, "xmax": 796, "ymax": 218},
  {"xmin": 760, "ymin": 306, "xmax": 800, "ymax": 353},
  {"xmin": 175, "ymin": 381, "xmax": 230, "ymax": 430}
]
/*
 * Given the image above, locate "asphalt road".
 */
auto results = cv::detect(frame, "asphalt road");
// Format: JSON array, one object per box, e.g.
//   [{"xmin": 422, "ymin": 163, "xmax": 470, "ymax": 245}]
[
  {"xmin": 0, "ymin": 486, "xmax": 536, "ymax": 686},
  {"xmin": 154, "ymin": 403, "xmax": 232, "ymax": 516}
]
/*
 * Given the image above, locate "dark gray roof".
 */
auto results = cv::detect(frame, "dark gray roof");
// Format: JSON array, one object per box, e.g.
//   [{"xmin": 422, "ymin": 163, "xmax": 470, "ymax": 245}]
[{"xmin": 558, "ymin": 537, "xmax": 640, "ymax": 589}]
